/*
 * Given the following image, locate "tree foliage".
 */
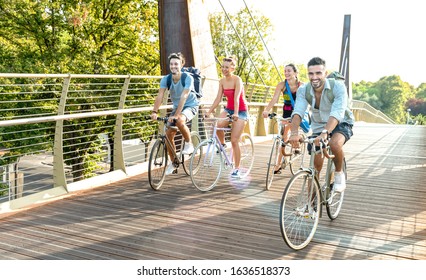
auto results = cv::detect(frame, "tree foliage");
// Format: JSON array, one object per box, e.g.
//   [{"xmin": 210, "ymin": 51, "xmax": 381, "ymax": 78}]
[
  {"xmin": 209, "ymin": 7, "xmax": 277, "ymax": 85},
  {"xmin": 352, "ymin": 76, "xmax": 423, "ymax": 123},
  {"xmin": 415, "ymin": 83, "xmax": 426, "ymax": 100},
  {"xmin": 0, "ymin": 0, "xmax": 160, "ymax": 180},
  {"xmin": 0, "ymin": 0, "xmax": 160, "ymax": 75}
]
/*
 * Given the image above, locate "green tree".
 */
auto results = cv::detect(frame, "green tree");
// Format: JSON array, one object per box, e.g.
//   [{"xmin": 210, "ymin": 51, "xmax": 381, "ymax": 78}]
[
  {"xmin": 412, "ymin": 114, "xmax": 425, "ymax": 125},
  {"xmin": 0, "ymin": 0, "xmax": 159, "ymax": 75},
  {"xmin": 352, "ymin": 80, "xmax": 383, "ymax": 109},
  {"xmin": 0, "ymin": 0, "xmax": 160, "ymax": 181},
  {"xmin": 415, "ymin": 83, "xmax": 426, "ymax": 100},
  {"xmin": 209, "ymin": 7, "xmax": 275, "ymax": 85},
  {"xmin": 374, "ymin": 75, "xmax": 415, "ymax": 123}
]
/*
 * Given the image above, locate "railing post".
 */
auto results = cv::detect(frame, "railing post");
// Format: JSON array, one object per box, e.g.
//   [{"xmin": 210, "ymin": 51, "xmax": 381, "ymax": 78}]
[
  {"xmin": 262, "ymin": 86, "xmax": 271, "ymax": 103},
  {"xmin": 113, "ymin": 75, "xmax": 131, "ymax": 173},
  {"xmin": 53, "ymin": 75, "xmax": 71, "ymax": 189}
]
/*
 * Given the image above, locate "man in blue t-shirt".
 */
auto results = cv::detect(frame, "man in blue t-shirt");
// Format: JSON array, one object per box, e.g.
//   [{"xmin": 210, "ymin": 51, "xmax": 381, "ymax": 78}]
[{"xmin": 151, "ymin": 52, "xmax": 199, "ymax": 175}]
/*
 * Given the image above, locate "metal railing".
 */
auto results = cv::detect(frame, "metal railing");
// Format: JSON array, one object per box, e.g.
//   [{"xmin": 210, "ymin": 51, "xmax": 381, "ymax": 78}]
[
  {"xmin": 0, "ymin": 73, "xmax": 278, "ymax": 212},
  {"xmin": 351, "ymin": 100, "xmax": 395, "ymax": 124},
  {"xmin": 0, "ymin": 73, "xmax": 393, "ymax": 213}
]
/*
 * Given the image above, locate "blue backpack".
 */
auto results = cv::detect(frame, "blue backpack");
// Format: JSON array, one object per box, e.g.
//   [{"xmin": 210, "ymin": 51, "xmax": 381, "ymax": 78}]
[{"xmin": 166, "ymin": 67, "xmax": 203, "ymax": 99}]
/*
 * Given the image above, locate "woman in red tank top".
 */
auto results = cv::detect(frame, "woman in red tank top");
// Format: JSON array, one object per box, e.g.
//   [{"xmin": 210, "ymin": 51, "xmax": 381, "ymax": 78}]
[{"xmin": 205, "ymin": 56, "xmax": 249, "ymax": 178}]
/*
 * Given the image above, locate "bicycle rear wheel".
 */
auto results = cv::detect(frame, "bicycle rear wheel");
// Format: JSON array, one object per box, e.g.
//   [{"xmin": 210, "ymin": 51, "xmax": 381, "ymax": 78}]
[
  {"xmin": 280, "ymin": 170, "xmax": 320, "ymax": 250},
  {"xmin": 148, "ymin": 139, "xmax": 167, "ymax": 190},
  {"xmin": 289, "ymin": 141, "xmax": 307, "ymax": 175},
  {"xmin": 190, "ymin": 140, "xmax": 222, "ymax": 192},
  {"xmin": 326, "ymin": 158, "xmax": 346, "ymax": 220},
  {"xmin": 238, "ymin": 133, "xmax": 254, "ymax": 178},
  {"xmin": 266, "ymin": 138, "xmax": 280, "ymax": 190},
  {"xmin": 182, "ymin": 131, "xmax": 202, "ymax": 175}
]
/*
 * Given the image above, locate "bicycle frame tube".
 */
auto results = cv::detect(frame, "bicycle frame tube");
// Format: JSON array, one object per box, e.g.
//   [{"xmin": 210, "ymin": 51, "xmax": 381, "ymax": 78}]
[
  {"xmin": 208, "ymin": 119, "xmax": 233, "ymax": 164},
  {"xmin": 158, "ymin": 120, "xmax": 181, "ymax": 165},
  {"xmin": 306, "ymin": 143, "xmax": 332, "ymax": 210},
  {"xmin": 163, "ymin": 135, "xmax": 180, "ymax": 163},
  {"xmin": 214, "ymin": 135, "xmax": 233, "ymax": 165}
]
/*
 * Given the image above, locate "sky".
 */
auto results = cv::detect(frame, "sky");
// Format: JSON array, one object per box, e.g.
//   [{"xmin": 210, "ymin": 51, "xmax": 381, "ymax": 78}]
[{"xmin": 206, "ymin": 0, "xmax": 425, "ymax": 87}]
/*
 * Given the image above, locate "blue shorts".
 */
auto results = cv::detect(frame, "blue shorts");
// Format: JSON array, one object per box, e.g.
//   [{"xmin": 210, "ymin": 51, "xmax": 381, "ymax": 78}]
[{"xmin": 224, "ymin": 108, "xmax": 249, "ymax": 121}]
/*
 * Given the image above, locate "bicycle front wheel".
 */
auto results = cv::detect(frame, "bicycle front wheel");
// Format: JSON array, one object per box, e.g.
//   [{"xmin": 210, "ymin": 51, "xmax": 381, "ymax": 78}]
[
  {"xmin": 266, "ymin": 138, "xmax": 280, "ymax": 190},
  {"xmin": 326, "ymin": 157, "xmax": 346, "ymax": 220},
  {"xmin": 280, "ymin": 170, "xmax": 320, "ymax": 250},
  {"xmin": 190, "ymin": 140, "xmax": 222, "ymax": 192},
  {"xmin": 238, "ymin": 133, "xmax": 254, "ymax": 178},
  {"xmin": 289, "ymin": 141, "xmax": 307, "ymax": 175},
  {"xmin": 148, "ymin": 139, "xmax": 167, "ymax": 190},
  {"xmin": 182, "ymin": 131, "xmax": 202, "ymax": 175}
]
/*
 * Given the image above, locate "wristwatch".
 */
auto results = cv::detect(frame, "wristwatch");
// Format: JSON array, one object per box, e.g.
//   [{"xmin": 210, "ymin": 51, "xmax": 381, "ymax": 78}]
[{"xmin": 321, "ymin": 129, "xmax": 329, "ymax": 135}]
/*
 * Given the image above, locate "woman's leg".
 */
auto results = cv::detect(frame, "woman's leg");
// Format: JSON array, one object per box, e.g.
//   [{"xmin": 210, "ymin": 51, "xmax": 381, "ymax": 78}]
[
  {"xmin": 230, "ymin": 118, "xmax": 246, "ymax": 169},
  {"xmin": 217, "ymin": 110, "xmax": 229, "ymax": 145}
]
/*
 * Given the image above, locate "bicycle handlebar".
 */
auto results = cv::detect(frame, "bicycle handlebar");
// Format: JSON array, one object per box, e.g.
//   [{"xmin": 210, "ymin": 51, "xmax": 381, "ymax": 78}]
[
  {"xmin": 301, "ymin": 137, "xmax": 334, "ymax": 159},
  {"xmin": 202, "ymin": 114, "xmax": 233, "ymax": 122},
  {"xmin": 268, "ymin": 113, "xmax": 291, "ymax": 122}
]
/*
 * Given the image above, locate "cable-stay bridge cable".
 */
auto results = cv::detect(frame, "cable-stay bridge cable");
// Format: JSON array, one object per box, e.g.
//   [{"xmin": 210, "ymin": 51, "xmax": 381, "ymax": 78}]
[
  {"xmin": 217, "ymin": 0, "xmax": 267, "ymax": 85},
  {"xmin": 242, "ymin": 0, "xmax": 283, "ymax": 81}
]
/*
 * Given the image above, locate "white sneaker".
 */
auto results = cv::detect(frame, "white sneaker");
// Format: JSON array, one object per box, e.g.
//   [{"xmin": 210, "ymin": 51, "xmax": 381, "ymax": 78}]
[
  {"xmin": 165, "ymin": 162, "xmax": 177, "ymax": 175},
  {"xmin": 231, "ymin": 169, "xmax": 240, "ymax": 178},
  {"xmin": 333, "ymin": 171, "xmax": 346, "ymax": 193},
  {"xmin": 182, "ymin": 142, "xmax": 194, "ymax": 155}
]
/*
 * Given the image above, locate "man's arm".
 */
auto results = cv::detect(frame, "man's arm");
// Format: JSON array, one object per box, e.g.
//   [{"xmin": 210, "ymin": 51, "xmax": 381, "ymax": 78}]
[
  {"xmin": 290, "ymin": 85, "xmax": 309, "ymax": 127},
  {"xmin": 329, "ymin": 81, "xmax": 347, "ymax": 122},
  {"xmin": 320, "ymin": 81, "xmax": 348, "ymax": 136},
  {"xmin": 174, "ymin": 88, "xmax": 190, "ymax": 116},
  {"xmin": 288, "ymin": 86, "xmax": 309, "ymax": 147},
  {"xmin": 263, "ymin": 81, "xmax": 284, "ymax": 118},
  {"xmin": 151, "ymin": 87, "xmax": 167, "ymax": 120}
]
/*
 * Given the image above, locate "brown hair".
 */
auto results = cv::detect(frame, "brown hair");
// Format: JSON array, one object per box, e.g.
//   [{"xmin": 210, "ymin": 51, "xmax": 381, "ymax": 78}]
[
  {"xmin": 168, "ymin": 52, "xmax": 186, "ymax": 65},
  {"xmin": 285, "ymin": 63, "xmax": 299, "ymax": 83}
]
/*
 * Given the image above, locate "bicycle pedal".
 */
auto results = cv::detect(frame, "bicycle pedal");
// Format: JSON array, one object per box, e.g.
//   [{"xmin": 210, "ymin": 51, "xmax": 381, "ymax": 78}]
[{"xmin": 172, "ymin": 169, "xmax": 178, "ymax": 174}]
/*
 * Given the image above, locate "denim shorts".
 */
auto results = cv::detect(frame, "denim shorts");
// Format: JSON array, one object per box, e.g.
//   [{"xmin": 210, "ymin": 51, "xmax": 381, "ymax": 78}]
[
  {"xmin": 308, "ymin": 122, "xmax": 353, "ymax": 154},
  {"xmin": 171, "ymin": 106, "xmax": 198, "ymax": 122},
  {"xmin": 224, "ymin": 108, "xmax": 249, "ymax": 121},
  {"xmin": 332, "ymin": 122, "xmax": 353, "ymax": 142}
]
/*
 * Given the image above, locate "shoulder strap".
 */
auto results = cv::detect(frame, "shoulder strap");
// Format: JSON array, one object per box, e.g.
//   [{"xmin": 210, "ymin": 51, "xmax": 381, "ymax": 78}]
[
  {"xmin": 167, "ymin": 72, "xmax": 188, "ymax": 90},
  {"xmin": 326, "ymin": 78, "xmax": 335, "ymax": 102},
  {"xmin": 285, "ymin": 80, "xmax": 295, "ymax": 107},
  {"xmin": 166, "ymin": 74, "xmax": 172, "ymax": 90},
  {"xmin": 305, "ymin": 83, "xmax": 312, "ymax": 104},
  {"xmin": 180, "ymin": 72, "xmax": 187, "ymax": 87}
]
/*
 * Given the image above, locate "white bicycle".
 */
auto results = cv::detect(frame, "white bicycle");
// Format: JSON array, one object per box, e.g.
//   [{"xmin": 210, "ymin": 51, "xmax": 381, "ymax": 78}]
[{"xmin": 189, "ymin": 116, "xmax": 254, "ymax": 192}]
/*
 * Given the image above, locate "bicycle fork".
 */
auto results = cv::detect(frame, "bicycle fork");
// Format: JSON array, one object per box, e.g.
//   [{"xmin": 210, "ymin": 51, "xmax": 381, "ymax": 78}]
[{"xmin": 301, "ymin": 172, "xmax": 325, "ymax": 219}]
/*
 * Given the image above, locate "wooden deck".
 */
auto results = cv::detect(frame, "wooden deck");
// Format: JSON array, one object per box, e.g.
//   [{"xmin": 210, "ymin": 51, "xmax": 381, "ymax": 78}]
[{"xmin": 1, "ymin": 123, "xmax": 425, "ymax": 260}]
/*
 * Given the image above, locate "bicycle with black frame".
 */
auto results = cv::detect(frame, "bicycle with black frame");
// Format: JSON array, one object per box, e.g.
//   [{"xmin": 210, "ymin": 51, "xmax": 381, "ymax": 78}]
[
  {"xmin": 148, "ymin": 116, "xmax": 201, "ymax": 190},
  {"xmin": 265, "ymin": 112, "xmax": 309, "ymax": 190}
]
